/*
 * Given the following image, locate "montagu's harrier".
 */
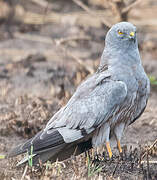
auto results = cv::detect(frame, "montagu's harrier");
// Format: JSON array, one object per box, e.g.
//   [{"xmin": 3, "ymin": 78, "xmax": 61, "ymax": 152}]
[{"xmin": 8, "ymin": 22, "xmax": 150, "ymax": 165}]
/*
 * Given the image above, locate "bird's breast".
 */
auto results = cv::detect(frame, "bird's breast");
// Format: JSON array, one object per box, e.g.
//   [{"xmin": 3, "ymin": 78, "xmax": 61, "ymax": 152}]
[{"xmin": 110, "ymin": 65, "xmax": 149, "ymax": 127}]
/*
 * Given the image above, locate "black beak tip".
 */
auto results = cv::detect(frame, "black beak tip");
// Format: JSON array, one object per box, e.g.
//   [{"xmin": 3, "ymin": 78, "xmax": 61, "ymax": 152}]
[{"xmin": 129, "ymin": 37, "xmax": 136, "ymax": 43}]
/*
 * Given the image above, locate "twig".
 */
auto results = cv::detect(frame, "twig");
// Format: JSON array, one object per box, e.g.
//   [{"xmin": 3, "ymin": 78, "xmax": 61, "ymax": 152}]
[
  {"xmin": 72, "ymin": 0, "xmax": 111, "ymax": 28},
  {"xmin": 14, "ymin": 32, "xmax": 91, "ymax": 45},
  {"xmin": 33, "ymin": 0, "xmax": 47, "ymax": 7},
  {"xmin": 122, "ymin": 0, "xmax": 142, "ymax": 14},
  {"xmin": 15, "ymin": 5, "xmax": 110, "ymax": 27},
  {"xmin": 146, "ymin": 150, "xmax": 150, "ymax": 180},
  {"xmin": 28, "ymin": 0, "xmax": 51, "ymax": 8},
  {"xmin": 20, "ymin": 165, "xmax": 28, "ymax": 180},
  {"xmin": 55, "ymin": 36, "xmax": 91, "ymax": 45},
  {"xmin": 73, "ymin": 146, "xmax": 78, "ymax": 156},
  {"xmin": 0, "ymin": 1, "xmax": 10, "ymax": 19},
  {"xmin": 14, "ymin": 32, "xmax": 52, "ymax": 44},
  {"xmin": 57, "ymin": 44, "xmax": 94, "ymax": 74},
  {"xmin": 14, "ymin": 5, "xmax": 157, "ymax": 28},
  {"xmin": 141, "ymin": 160, "xmax": 157, "ymax": 164},
  {"xmin": 112, "ymin": 159, "xmax": 120, "ymax": 176},
  {"xmin": 14, "ymin": 32, "xmax": 94, "ymax": 74},
  {"xmin": 141, "ymin": 139, "xmax": 157, "ymax": 160},
  {"xmin": 42, "ymin": 0, "xmax": 50, "ymax": 28}
]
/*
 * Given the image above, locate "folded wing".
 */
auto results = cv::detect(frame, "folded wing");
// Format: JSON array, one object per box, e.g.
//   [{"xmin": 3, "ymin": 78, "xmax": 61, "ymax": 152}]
[{"xmin": 8, "ymin": 72, "xmax": 127, "ymax": 165}]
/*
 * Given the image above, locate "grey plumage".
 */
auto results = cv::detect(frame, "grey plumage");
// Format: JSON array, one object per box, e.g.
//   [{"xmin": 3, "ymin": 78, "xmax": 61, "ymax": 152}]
[{"xmin": 8, "ymin": 22, "xmax": 150, "ymax": 165}]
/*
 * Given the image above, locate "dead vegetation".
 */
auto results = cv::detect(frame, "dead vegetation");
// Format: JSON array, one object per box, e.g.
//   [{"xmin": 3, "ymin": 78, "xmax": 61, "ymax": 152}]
[{"xmin": 0, "ymin": 0, "xmax": 157, "ymax": 179}]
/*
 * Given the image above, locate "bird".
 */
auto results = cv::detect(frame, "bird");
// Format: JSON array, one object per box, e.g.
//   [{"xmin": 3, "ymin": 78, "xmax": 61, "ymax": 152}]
[{"xmin": 8, "ymin": 22, "xmax": 150, "ymax": 166}]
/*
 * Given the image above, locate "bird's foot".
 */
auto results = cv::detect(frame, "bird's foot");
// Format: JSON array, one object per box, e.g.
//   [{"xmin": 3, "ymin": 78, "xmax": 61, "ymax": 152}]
[{"xmin": 106, "ymin": 141, "xmax": 112, "ymax": 159}]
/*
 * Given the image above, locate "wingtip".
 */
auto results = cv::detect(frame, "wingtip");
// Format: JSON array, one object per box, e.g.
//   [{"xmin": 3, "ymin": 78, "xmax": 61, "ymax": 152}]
[{"xmin": 7, "ymin": 144, "xmax": 27, "ymax": 158}]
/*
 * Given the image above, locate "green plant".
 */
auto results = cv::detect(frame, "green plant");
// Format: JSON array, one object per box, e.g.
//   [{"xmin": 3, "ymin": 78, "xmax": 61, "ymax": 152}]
[
  {"xmin": 28, "ymin": 145, "xmax": 34, "ymax": 167},
  {"xmin": 87, "ymin": 152, "xmax": 103, "ymax": 177},
  {"xmin": 148, "ymin": 75, "xmax": 157, "ymax": 85}
]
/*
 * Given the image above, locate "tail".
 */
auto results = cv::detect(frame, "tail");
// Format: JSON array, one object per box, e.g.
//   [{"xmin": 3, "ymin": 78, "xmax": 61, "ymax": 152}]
[
  {"xmin": 8, "ymin": 129, "xmax": 93, "ymax": 166},
  {"xmin": 8, "ymin": 129, "xmax": 66, "ymax": 166}
]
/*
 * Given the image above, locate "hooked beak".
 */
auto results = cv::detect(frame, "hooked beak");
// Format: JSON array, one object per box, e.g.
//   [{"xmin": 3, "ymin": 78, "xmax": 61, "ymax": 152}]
[{"xmin": 129, "ymin": 31, "xmax": 136, "ymax": 42}]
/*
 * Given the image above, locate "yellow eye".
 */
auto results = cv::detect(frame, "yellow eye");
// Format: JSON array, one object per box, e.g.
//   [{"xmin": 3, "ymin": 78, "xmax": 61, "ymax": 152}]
[{"xmin": 118, "ymin": 31, "xmax": 123, "ymax": 35}]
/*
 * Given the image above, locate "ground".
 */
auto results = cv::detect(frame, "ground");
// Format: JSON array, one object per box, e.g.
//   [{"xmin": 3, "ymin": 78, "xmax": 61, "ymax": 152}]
[{"xmin": 0, "ymin": 0, "xmax": 157, "ymax": 179}]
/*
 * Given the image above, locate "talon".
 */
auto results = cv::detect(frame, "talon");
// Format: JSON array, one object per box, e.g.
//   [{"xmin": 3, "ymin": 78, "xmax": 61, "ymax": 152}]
[{"xmin": 106, "ymin": 142, "xmax": 112, "ymax": 159}]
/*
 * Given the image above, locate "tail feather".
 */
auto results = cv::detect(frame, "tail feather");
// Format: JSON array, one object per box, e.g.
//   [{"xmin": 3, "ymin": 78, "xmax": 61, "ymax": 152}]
[
  {"xmin": 8, "ymin": 128, "xmax": 93, "ymax": 166},
  {"xmin": 8, "ymin": 137, "xmax": 34, "ymax": 157},
  {"xmin": 8, "ymin": 129, "xmax": 65, "ymax": 163},
  {"xmin": 17, "ymin": 144, "xmax": 66, "ymax": 166}
]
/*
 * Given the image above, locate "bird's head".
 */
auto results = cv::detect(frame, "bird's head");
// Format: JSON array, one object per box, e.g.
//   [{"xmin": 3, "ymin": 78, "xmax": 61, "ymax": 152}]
[
  {"xmin": 100, "ymin": 22, "xmax": 140, "ymax": 68},
  {"xmin": 105, "ymin": 22, "xmax": 137, "ymax": 50}
]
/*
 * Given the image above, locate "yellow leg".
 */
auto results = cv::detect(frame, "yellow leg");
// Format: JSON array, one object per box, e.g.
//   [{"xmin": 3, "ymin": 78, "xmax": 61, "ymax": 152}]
[
  {"xmin": 106, "ymin": 142, "xmax": 112, "ymax": 158},
  {"xmin": 117, "ymin": 140, "xmax": 122, "ymax": 154}
]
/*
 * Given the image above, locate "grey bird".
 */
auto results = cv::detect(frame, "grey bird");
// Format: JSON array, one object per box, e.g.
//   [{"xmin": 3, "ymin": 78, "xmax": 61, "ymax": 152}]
[{"xmin": 8, "ymin": 22, "xmax": 150, "ymax": 165}]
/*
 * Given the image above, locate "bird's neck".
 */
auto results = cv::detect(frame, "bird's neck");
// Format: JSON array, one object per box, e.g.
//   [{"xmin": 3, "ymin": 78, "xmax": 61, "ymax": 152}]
[{"xmin": 99, "ymin": 46, "xmax": 141, "ymax": 70}]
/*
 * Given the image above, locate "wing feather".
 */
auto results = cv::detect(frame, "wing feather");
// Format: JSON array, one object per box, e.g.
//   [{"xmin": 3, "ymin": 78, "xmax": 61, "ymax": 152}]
[{"xmin": 46, "ymin": 72, "xmax": 127, "ymax": 143}]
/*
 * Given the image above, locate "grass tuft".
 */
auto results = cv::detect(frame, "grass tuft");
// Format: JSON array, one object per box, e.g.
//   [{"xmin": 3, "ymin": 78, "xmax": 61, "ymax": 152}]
[{"xmin": 0, "ymin": 155, "xmax": 6, "ymax": 159}]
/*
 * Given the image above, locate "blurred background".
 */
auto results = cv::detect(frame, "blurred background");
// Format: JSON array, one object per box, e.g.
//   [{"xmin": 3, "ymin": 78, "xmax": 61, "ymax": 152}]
[{"xmin": 0, "ymin": 0, "xmax": 157, "ymax": 179}]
